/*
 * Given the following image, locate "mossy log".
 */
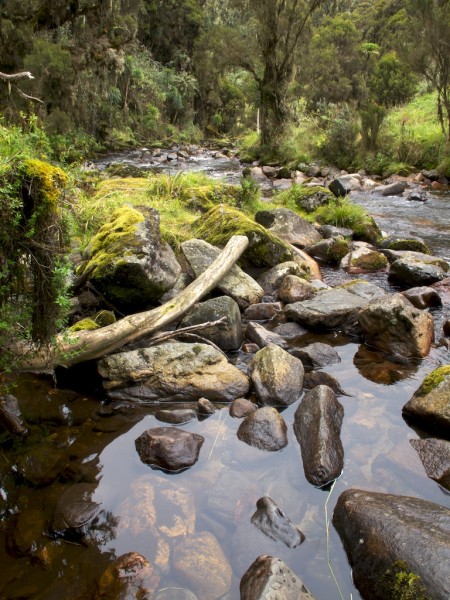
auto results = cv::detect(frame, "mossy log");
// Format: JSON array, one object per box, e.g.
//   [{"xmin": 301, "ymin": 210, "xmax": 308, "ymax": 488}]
[{"xmin": 10, "ymin": 235, "xmax": 249, "ymax": 372}]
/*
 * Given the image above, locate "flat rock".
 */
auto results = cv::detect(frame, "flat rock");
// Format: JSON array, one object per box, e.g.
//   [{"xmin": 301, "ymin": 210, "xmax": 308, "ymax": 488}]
[
  {"xmin": 181, "ymin": 239, "xmax": 264, "ymax": 308},
  {"xmin": 98, "ymin": 342, "xmax": 250, "ymax": 403},
  {"xmin": 379, "ymin": 235, "xmax": 431, "ymax": 254},
  {"xmin": 272, "ymin": 322, "xmax": 309, "ymax": 340},
  {"xmin": 333, "ymin": 488, "xmax": 450, "ymax": 600},
  {"xmin": 251, "ymin": 497, "xmax": 304, "ymax": 548},
  {"xmin": 135, "ymin": 427, "xmax": 204, "ymax": 472},
  {"xmin": 372, "ymin": 181, "xmax": 407, "ymax": 196},
  {"xmin": 246, "ymin": 322, "xmax": 288, "ymax": 349},
  {"xmin": 255, "ymin": 208, "xmax": 322, "ymax": 248},
  {"xmin": 237, "ymin": 407, "xmax": 288, "ymax": 451},
  {"xmin": 389, "ymin": 256, "xmax": 448, "ymax": 286},
  {"xmin": 251, "ymin": 345, "xmax": 304, "ymax": 407},
  {"xmin": 410, "ymin": 438, "xmax": 450, "ymax": 490},
  {"xmin": 290, "ymin": 342, "xmax": 340, "ymax": 370}
]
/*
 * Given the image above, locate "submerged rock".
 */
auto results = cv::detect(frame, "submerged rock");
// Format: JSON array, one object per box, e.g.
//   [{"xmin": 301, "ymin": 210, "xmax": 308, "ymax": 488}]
[
  {"xmin": 237, "ymin": 407, "xmax": 288, "ymax": 451},
  {"xmin": 135, "ymin": 427, "xmax": 204, "ymax": 472},
  {"xmin": 294, "ymin": 385, "xmax": 344, "ymax": 487},
  {"xmin": 95, "ymin": 552, "xmax": 159, "ymax": 600},
  {"xmin": 251, "ymin": 496, "xmax": 305, "ymax": 548},
  {"xmin": 290, "ymin": 342, "xmax": 341, "ymax": 370},
  {"xmin": 333, "ymin": 488, "xmax": 450, "ymax": 600},
  {"xmin": 53, "ymin": 483, "xmax": 102, "ymax": 534},
  {"xmin": 240, "ymin": 555, "xmax": 316, "ymax": 600}
]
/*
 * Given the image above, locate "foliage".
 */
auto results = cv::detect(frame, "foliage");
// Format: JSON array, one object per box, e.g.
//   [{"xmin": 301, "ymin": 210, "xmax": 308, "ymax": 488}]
[
  {"xmin": 377, "ymin": 560, "xmax": 429, "ymax": 600},
  {"xmin": 314, "ymin": 196, "xmax": 381, "ymax": 241},
  {"xmin": 319, "ymin": 104, "xmax": 360, "ymax": 168}
]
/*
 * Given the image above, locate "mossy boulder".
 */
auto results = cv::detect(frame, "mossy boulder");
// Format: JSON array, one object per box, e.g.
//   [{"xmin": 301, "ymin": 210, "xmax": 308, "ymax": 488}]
[
  {"xmin": 191, "ymin": 204, "xmax": 293, "ymax": 267},
  {"xmin": 403, "ymin": 365, "xmax": 450, "ymax": 433},
  {"xmin": 78, "ymin": 205, "xmax": 181, "ymax": 313},
  {"xmin": 379, "ymin": 235, "xmax": 431, "ymax": 255},
  {"xmin": 306, "ymin": 236, "xmax": 350, "ymax": 264},
  {"xmin": 341, "ymin": 247, "xmax": 388, "ymax": 273},
  {"xmin": 293, "ymin": 185, "xmax": 334, "ymax": 213}
]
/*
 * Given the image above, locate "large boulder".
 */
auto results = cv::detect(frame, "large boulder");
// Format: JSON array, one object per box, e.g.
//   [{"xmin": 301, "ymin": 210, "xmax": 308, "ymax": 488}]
[
  {"xmin": 333, "ymin": 488, "xmax": 450, "ymax": 600},
  {"xmin": 181, "ymin": 239, "xmax": 263, "ymax": 308},
  {"xmin": 78, "ymin": 206, "xmax": 181, "ymax": 312},
  {"xmin": 285, "ymin": 281, "xmax": 386, "ymax": 331},
  {"xmin": 293, "ymin": 386, "xmax": 344, "ymax": 487},
  {"xmin": 98, "ymin": 342, "xmax": 250, "ymax": 402},
  {"xmin": 403, "ymin": 365, "xmax": 450, "ymax": 433},
  {"xmin": 135, "ymin": 427, "xmax": 204, "ymax": 472},
  {"xmin": 237, "ymin": 407, "xmax": 288, "ymax": 451},
  {"xmin": 179, "ymin": 296, "xmax": 243, "ymax": 351},
  {"xmin": 250, "ymin": 344, "xmax": 304, "ymax": 407},
  {"xmin": 191, "ymin": 204, "xmax": 293, "ymax": 267},
  {"xmin": 255, "ymin": 208, "xmax": 322, "ymax": 248},
  {"xmin": 357, "ymin": 293, "xmax": 434, "ymax": 358}
]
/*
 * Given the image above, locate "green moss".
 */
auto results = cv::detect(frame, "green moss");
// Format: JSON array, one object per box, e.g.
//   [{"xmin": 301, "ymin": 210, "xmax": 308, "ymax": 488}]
[
  {"xmin": 327, "ymin": 237, "xmax": 350, "ymax": 263},
  {"xmin": 191, "ymin": 204, "xmax": 294, "ymax": 267},
  {"xmin": 350, "ymin": 251, "xmax": 388, "ymax": 271},
  {"xmin": 69, "ymin": 318, "xmax": 100, "ymax": 332},
  {"xmin": 314, "ymin": 197, "xmax": 381, "ymax": 243},
  {"xmin": 384, "ymin": 239, "xmax": 431, "ymax": 254},
  {"xmin": 416, "ymin": 365, "xmax": 450, "ymax": 397},
  {"xmin": 21, "ymin": 159, "xmax": 68, "ymax": 205},
  {"xmin": 377, "ymin": 560, "xmax": 429, "ymax": 600},
  {"xmin": 94, "ymin": 310, "xmax": 116, "ymax": 327}
]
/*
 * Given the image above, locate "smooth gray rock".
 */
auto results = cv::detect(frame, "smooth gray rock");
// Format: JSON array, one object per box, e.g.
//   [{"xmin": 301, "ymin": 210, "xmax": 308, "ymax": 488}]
[
  {"xmin": 333, "ymin": 488, "xmax": 450, "ymax": 600},
  {"xmin": 251, "ymin": 497, "xmax": 305, "ymax": 548},
  {"xmin": 410, "ymin": 438, "xmax": 450, "ymax": 490},
  {"xmin": 135, "ymin": 427, "xmax": 204, "ymax": 472},
  {"xmin": 240, "ymin": 555, "xmax": 316, "ymax": 600},
  {"xmin": 237, "ymin": 407, "xmax": 288, "ymax": 451},
  {"xmin": 255, "ymin": 208, "xmax": 322, "ymax": 248},
  {"xmin": 318, "ymin": 224, "xmax": 353, "ymax": 239},
  {"xmin": 251, "ymin": 345, "xmax": 304, "ymax": 407},
  {"xmin": 294, "ymin": 386, "xmax": 344, "ymax": 487},
  {"xmin": 290, "ymin": 342, "xmax": 340, "ymax": 370},
  {"xmin": 272, "ymin": 322, "xmax": 309, "ymax": 340},
  {"xmin": 372, "ymin": 181, "xmax": 407, "ymax": 196},
  {"xmin": 155, "ymin": 408, "xmax": 196, "ymax": 425},
  {"xmin": 246, "ymin": 322, "xmax": 288, "ymax": 349},
  {"xmin": 389, "ymin": 257, "xmax": 448, "ymax": 286},
  {"xmin": 257, "ymin": 261, "xmax": 306, "ymax": 296}
]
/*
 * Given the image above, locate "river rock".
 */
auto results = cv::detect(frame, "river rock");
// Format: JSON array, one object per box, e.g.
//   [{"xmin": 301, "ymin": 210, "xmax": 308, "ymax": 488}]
[
  {"xmin": 242, "ymin": 302, "xmax": 283, "ymax": 321},
  {"xmin": 246, "ymin": 322, "xmax": 288, "ymax": 349},
  {"xmin": 257, "ymin": 261, "xmax": 307, "ymax": 296},
  {"xmin": 272, "ymin": 322, "xmax": 309, "ymax": 340},
  {"xmin": 95, "ymin": 552, "xmax": 159, "ymax": 600},
  {"xmin": 240, "ymin": 555, "xmax": 316, "ymax": 600},
  {"xmin": 357, "ymin": 293, "xmax": 434, "ymax": 358},
  {"xmin": 172, "ymin": 532, "xmax": 232, "ymax": 600},
  {"xmin": 379, "ymin": 235, "xmax": 431, "ymax": 254},
  {"xmin": 293, "ymin": 385, "xmax": 344, "ymax": 487},
  {"xmin": 181, "ymin": 239, "xmax": 264, "ymax": 308},
  {"xmin": 155, "ymin": 588, "xmax": 198, "ymax": 600},
  {"xmin": 53, "ymin": 483, "xmax": 102, "ymax": 534},
  {"xmin": 290, "ymin": 342, "xmax": 340, "ymax": 370},
  {"xmin": 255, "ymin": 208, "xmax": 322, "ymax": 248},
  {"xmin": 230, "ymin": 398, "xmax": 257, "ymax": 418},
  {"xmin": 285, "ymin": 281, "xmax": 386, "ymax": 331},
  {"xmin": 303, "ymin": 371, "xmax": 348, "ymax": 396},
  {"xmin": 251, "ymin": 497, "xmax": 305, "ymax": 548},
  {"xmin": 278, "ymin": 275, "xmax": 316, "ymax": 303},
  {"xmin": 410, "ymin": 438, "xmax": 450, "ymax": 490},
  {"xmin": 135, "ymin": 427, "xmax": 204, "ymax": 471},
  {"xmin": 179, "ymin": 296, "xmax": 243, "ymax": 351},
  {"xmin": 332, "ymin": 488, "xmax": 450, "ymax": 600},
  {"xmin": 402, "ymin": 365, "xmax": 450, "ymax": 432},
  {"xmin": 306, "ymin": 236, "xmax": 350, "ymax": 264},
  {"xmin": 372, "ymin": 181, "xmax": 407, "ymax": 196},
  {"xmin": 329, "ymin": 175, "xmax": 361, "ymax": 197},
  {"xmin": 155, "ymin": 408, "xmax": 197, "ymax": 425},
  {"xmin": 389, "ymin": 255, "xmax": 448, "ymax": 286},
  {"xmin": 340, "ymin": 247, "xmax": 388, "ymax": 273},
  {"xmin": 402, "ymin": 286, "xmax": 442, "ymax": 309},
  {"xmin": 98, "ymin": 342, "xmax": 250, "ymax": 402},
  {"xmin": 318, "ymin": 224, "xmax": 353, "ymax": 239},
  {"xmin": 197, "ymin": 397, "xmax": 216, "ymax": 415},
  {"xmin": 251, "ymin": 345, "xmax": 304, "ymax": 406},
  {"xmin": 79, "ymin": 205, "xmax": 181, "ymax": 312},
  {"xmin": 237, "ymin": 407, "xmax": 288, "ymax": 451}
]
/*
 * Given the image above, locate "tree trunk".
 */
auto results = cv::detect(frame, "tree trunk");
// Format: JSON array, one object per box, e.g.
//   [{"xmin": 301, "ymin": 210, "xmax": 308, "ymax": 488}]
[{"xmin": 10, "ymin": 235, "xmax": 249, "ymax": 372}]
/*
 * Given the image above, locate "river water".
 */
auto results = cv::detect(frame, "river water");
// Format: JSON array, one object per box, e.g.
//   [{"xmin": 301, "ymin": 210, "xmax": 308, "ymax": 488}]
[{"xmin": 0, "ymin": 152, "xmax": 449, "ymax": 600}]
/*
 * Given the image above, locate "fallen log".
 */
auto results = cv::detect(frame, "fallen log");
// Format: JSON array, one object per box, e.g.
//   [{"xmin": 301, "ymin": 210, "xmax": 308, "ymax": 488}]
[{"xmin": 10, "ymin": 235, "xmax": 249, "ymax": 372}]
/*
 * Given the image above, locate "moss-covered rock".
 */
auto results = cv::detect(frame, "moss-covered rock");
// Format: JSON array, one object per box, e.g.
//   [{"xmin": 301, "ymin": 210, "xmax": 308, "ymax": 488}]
[
  {"xmin": 191, "ymin": 204, "xmax": 293, "ymax": 267},
  {"xmin": 379, "ymin": 236, "xmax": 431, "ymax": 255},
  {"xmin": 306, "ymin": 236, "xmax": 350, "ymax": 265},
  {"xmin": 341, "ymin": 247, "xmax": 388, "ymax": 273},
  {"xmin": 69, "ymin": 318, "xmax": 100, "ymax": 332},
  {"xmin": 94, "ymin": 310, "xmax": 116, "ymax": 327},
  {"xmin": 415, "ymin": 365, "xmax": 450, "ymax": 397}
]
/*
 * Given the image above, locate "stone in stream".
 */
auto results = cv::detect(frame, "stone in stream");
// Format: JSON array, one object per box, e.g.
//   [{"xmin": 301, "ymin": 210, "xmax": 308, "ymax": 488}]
[
  {"xmin": 172, "ymin": 531, "xmax": 232, "ymax": 600},
  {"xmin": 237, "ymin": 407, "xmax": 288, "ymax": 451},
  {"xmin": 318, "ymin": 224, "xmax": 353, "ymax": 239},
  {"xmin": 277, "ymin": 274, "xmax": 317, "ymax": 303},
  {"xmin": 230, "ymin": 398, "xmax": 257, "ymax": 418},
  {"xmin": 155, "ymin": 408, "xmax": 196, "ymax": 425},
  {"xmin": 255, "ymin": 208, "xmax": 322, "ymax": 248},
  {"xmin": 6, "ymin": 508, "xmax": 46, "ymax": 557},
  {"xmin": 242, "ymin": 302, "xmax": 283, "ymax": 321},
  {"xmin": 410, "ymin": 438, "xmax": 450, "ymax": 490},
  {"xmin": 53, "ymin": 483, "xmax": 102, "ymax": 534},
  {"xmin": 251, "ymin": 496, "xmax": 305, "ymax": 548},
  {"xmin": 272, "ymin": 321, "xmax": 309, "ymax": 340},
  {"xmin": 290, "ymin": 342, "xmax": 341, "ymax": 370},
  {"xmin": 135, "ymin": 427, "xmax": 204, "ymax": 472},
  {"xmin": 180, "ymin": 238, "xmax": 264, "ymax": 309},
  {"xmin": 98, "ymin": 342, "xmax": 250, "ymax": 403},
  {"xmin": 256, "ymin": 260, "xmax": 308, "ymax": 296},
  {"xmin": 340, "ymin": 247, "xmax": 388, "ymax": 273},
  {"xmin": 17, "ymin": 445, "xmax": 68, "ymax": 486},
  {"xmin": 95, "ymin": 552, "xmax": 160, "ymax": 600},
  {"xmin": 240, "ymin": 555, "xmax": 316, "ymax": 600},
  {"xmin": 402, "ymin": 285, "xmax": 442, "ymax": 309},
  {"xmin": 293, "ymin": 385, "xmax": 344, "ymax": 487},
  {"xmin": 372, "ymin": 181, "xmax": 407, "ymax": 196},
  {"xmin": 303, "ymin": 371, "xmax": 349, "ymax": 396},
  {"xmin": 329, "ymin": 175, "xmax": 362, "ymax": 197},
  {"xmin": 379, "ymin": 235, "xmax": 431, "ymax": 254},
  {"xmin": 0, "ymin": 394, "xmax": 27, "ymax": 435},
  {"xmin": 250, "ymin": 344, "xmax": 304, "ymax": 407},
  {"xmin": 358, "ymin": 293, "xmax": 434, "ymax": 358},
  {"xmin": 197, "ymin": 397, "xmax": 216, "ymax": 415},
  {"xmin": 179, "ymin": 296, "xmax": 243, "ymax": 351},
  {"xmin": 332, "ymin": 488, "xmax": 450, "ymax": 600},
  {"xmin": 246, "ymin": 321, "xmax": 288, "ymax": 349},
  {"xmin": 389, "ymin": 255, "xmax": 448, "ymax": 286},
  {"xmin": 306, "ymin": 236, "xmax": 350, "ymax": 264},
  {"xmin": 402, "ymin": 365, "xmax": 450, "ymax": 433}
]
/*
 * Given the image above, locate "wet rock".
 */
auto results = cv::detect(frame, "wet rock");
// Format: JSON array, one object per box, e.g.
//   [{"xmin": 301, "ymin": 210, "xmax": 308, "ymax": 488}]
[
  {"xmin": 278, "ymin": 275, "xmax": 316, "ymax": 303},
  {"xmin": 251, "ymin": 497, "xmax": 305, "ymax": 548},
  {"xmin": 358, "ymin": 293, "xmax": 434, "ymax": 358},
  {"xmin": 318, "ymin": 224, "xmax": 353, "ymax": 239},
  {"xmin": 230, "ymin": 398, "xmax": 257, "ymax": 418},
  {"xmin": 179, "ymin": 296, "xmax": 243, "ymax": 351},
  {"xmin": 53, "ymin": 483, "xmax": 102, "ymax": 533},
  {"xmin": 98, "ymin": 342, "xmax": 250, "ymax": 403},
  {"xmin": 155, "ymin": 409, "xmax": 196, "ymax": 425},
  {"xmin": 402, "ymin": 286, "xmax": 442, "ymax": 309},
  {"xmin": 155, "ymin": 588, "xmax": 198, "ymax": 600},
  {"xmin": 329, "ymin": 176, "xmax": 360, "ymax": 197},
  {"xmin": 290, "ymin": 342, "xmax": 340, "ymax": 370},
  {"xmin": 246, "ymin": 322, "xmax": 288, "ymax": 349},
  {"xmin": 0, "ymin": 394, "xmax": 27, "ymax": 435},
  {"xmin": 333, "ymin": 488, "xmax": 450, "ymax": 600},
  {"xmin": 403, "ymin": 366, "xmax": 450, "ymax": 432},
  {"xmin": 250, "ymin": 166, "xmax": 267, "ymax": 180},
  {"xmin": 17, "ymin": 445, "xmax": 68, "ymax": 486},
  {"xmin": 379, "ymin": 235, "xmax": 431, "ymax": 254},
  {"xmin": 237, "ymin": 407, "xmax": 288, "ymax": 451},
  {"xmin": 6, "ymin": 508, "xmax": 46, "ymax": 557},
  {"xmin": 406, "ymin": 189, "xmax": 428, "ymax": 201},
  {"xmin": 255, "ymin": 208, "xmax": 322, "ymax": 248},
  {"xmin": 240, "ymin": 555, "xmax": 316, "ymax": 600},
  {"xmin": 389, "ymin": 255, "xmax": 448, "ymax": 286},
  {"xmin": 294, "ymin": 386, "xmax": 344, "ymax": 487},
  {"xmin": 173, "ymin": 531, "xmax": 232, "ymax": 600},
  {"xmin": 242, "ymin": 343, "xmax": 260, "ymax": 353},
  {"xmin": 372, "ymin": 181, "xmax": 407, "ymax": 196},
  {"xmin": 95, "ymin": 552, "xmax": 159, "ymax": 600},
  {"xmin": 135, "ymin": 427, "xmax": 204, "ymax": 472},
  {"xmin": 181, "ymin": 239, "xmax": 264, "ymax": 308},
  {"xmin": 242, "ymin": 302, "xmax": 283, "ymax": 321},
  {"xmin": 285, "ymin": 281, "xmax": 385, "ymax": 331},
  {"xmin": 410, "ymin": 438, "xmax": 450, "ymax": 490},
  {"xmin": 251, "ymin": 345, "xmax": 304, "ymax": 407},
  {"xmin": 257, "ymin": 261, "xmax": 307, "ymax": 296},
  {"xmin": 306, "ymin": 236, "xmax": 350, "ymax": 264},
  {"xmin": 272, "ymin": 322, "xmax": 309, "ymax": 340},
  {"xmin": 197, "ymin": 397, "xmax": 216, "ymax": 415},
  {"xmin": 353, "ymin": 345, "xmax": 417, "ymax": 384},
  {"xmin": 340, "ymin": 247, "xmax": 388, "ymax": 273}
]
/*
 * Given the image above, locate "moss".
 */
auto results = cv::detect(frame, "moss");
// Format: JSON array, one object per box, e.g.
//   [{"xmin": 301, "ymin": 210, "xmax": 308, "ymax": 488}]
[
  {"xmin": 191, "ymin": 203, "xmax": 294, "ymax": 267},
  {"xmin": 384, "ymin": 239, "xmax": 431, "ymax": 254},
  {"xmin": 327, "ymin": 237, "xmax": 350, "ymax": 263},
  {"xmin": 350, "ymin": 251, "xmax": 388, "ymax": 271},
  {"xmin": 377, "ymin": 560, "xmax": 429, "ymax": 600},
  {"xmin": 69, "ymin": 318, "xmax": 100, "ymax": 332},
  {"xmin": 416, "ymin": 365, "xmax": 450, "ymax": 397},
  {"xmin": 22, "ymin": 159, "xmax": 68, "ymax": 205},
  {"xmin": 94, "ymin": 310, "xmax": 116, "ymax": 327}
]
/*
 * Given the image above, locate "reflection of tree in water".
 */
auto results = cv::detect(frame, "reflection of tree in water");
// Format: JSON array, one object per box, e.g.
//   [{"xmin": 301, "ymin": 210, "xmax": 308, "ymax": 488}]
[{"xmin": 353, "ymin": 345, "xmax": 419, "ymax": 385}]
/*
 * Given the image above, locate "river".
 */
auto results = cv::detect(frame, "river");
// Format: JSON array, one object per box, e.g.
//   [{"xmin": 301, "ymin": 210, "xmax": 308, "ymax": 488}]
[{"xmin": 0, "ymin": 150, "xmax": 449, "ymax": 599}]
